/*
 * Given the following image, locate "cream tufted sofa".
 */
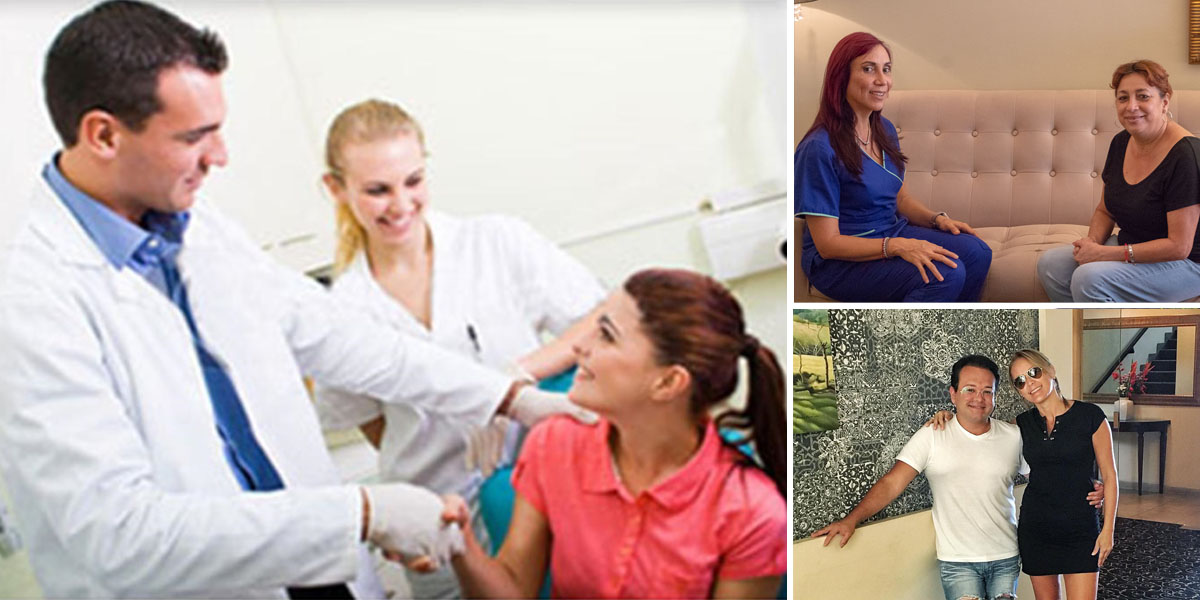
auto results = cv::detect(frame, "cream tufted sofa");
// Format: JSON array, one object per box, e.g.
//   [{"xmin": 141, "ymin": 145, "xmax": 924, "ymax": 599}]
[{"xmin": 795, "ymin": 89, "xmax": 1200, "ymax": 302}]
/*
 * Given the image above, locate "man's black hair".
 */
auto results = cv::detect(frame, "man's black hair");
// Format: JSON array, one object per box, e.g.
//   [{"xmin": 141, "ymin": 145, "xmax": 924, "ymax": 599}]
[
  {"xmin": 44, "ymin": 0, "xmax": 227, "ymax": 147},
  {"xmin": 950, "ymin": 354, "xmax": 1000, "ymax": 391}
]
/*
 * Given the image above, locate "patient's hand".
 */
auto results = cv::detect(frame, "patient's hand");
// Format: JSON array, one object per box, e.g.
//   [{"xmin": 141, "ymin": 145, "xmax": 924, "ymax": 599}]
[
  {"xmin": 924, "ymin": 410, "xmax": 954, "ymax": 430},
  {"xmin": 1072, "ymin": 237, "xmax": 1109, "ymax": 264}
]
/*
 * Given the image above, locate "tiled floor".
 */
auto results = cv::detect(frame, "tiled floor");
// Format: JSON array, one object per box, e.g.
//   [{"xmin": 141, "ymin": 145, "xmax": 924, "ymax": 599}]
[{"xmin": 1118, "ymin": 488, "xmax": 1200, "ymax": 530}]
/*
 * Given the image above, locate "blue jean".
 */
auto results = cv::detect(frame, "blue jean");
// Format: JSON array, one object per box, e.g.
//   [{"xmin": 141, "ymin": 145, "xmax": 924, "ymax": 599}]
[
  {"xmin": 804, "ymin": 224, "xmax": 993, "ymax": 302},
  {"xmin": 1037, "ymin": 239, "xmax": 1200, "ymax": 302},
  {"xmin": 938, "ymin": 555, "xmax": 1020, "ymax": 600}
]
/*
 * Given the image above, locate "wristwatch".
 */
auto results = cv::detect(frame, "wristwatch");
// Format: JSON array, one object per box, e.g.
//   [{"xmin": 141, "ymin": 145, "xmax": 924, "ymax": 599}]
[{"xmin": 929, "ymin": 211, "xmax": 948, "ymax": 228}]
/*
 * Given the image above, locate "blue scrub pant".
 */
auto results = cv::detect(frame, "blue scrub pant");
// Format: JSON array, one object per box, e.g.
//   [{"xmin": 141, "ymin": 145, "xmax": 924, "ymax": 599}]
[
  {"xmin": 804, "ymin": 225, "xmax": 992, "ymax": 302},
  {"xmin": 1038, "ymin": 240, "xmax": 1200, "ymax": 302}
]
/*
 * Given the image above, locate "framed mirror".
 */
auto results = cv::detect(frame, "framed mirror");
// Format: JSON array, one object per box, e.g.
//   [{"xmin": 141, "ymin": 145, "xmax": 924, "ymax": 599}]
[{"xmin": 1080, "ymin": 313, "xmax": 1200, "ymax": 406}]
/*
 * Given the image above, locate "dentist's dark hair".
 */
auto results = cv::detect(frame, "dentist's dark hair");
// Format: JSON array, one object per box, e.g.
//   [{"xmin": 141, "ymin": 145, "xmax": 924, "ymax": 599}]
[
  {"xmin": 44, "ymin": 0, "xmax": 227, "ymax": 147},
  {"xmin": 624, "ymin": 268, "xmax": 786, "ymax": 498}
]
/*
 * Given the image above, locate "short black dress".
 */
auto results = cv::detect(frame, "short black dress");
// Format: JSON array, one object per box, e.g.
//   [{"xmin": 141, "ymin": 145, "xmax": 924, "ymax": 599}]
[{"xmin": 1016, "ymin": 400, "xmax": 1107, "ymax": 575}]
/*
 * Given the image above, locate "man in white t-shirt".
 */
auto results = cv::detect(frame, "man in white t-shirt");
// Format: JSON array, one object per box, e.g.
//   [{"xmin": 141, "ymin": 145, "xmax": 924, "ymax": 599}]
[{"xmin": 811, "ymin": 354, "xmax": 1098, "ymax": 600}]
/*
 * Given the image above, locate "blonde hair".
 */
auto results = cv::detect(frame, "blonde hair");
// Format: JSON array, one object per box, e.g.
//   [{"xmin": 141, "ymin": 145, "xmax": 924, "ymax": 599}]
[
  {"xmin": 324, "ymin": 99, "xmax": 427, "ymax": 274},
  {"xmin": 1009, "ymin": 348, "xmax": 1063, "ymax": 398}
]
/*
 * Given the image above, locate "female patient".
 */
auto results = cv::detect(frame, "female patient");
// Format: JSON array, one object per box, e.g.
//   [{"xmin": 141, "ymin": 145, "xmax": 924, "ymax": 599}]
[
  {"xmin": 314, "ymin": 99, "xmax": 606, "ymax": 597},
  {"xmin": 448, "ymin": 268, "xmax": 787, "ymax": 599},
  {"xmin": 1038, "ymin": 60, "xmax": 1200, "ymax": 301}
]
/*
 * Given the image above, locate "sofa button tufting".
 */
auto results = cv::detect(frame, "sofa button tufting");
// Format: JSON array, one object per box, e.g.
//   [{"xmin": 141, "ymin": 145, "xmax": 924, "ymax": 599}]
[
  {"xmin": 1092, "ymin": 128, "xmax": 1099, "ymax": 135},
  {"xmin": 1012, "ymin": 129, "xmax": 1019, "ymax": 136},
  {"xmin": 1051, "ymin": 128, "xmax": 1058, "ymax": 135},
  {"xmin": 1011, "ymin": 170, "xmax": 1018, "ymax": 176},
  {"xmin": 931, "ymin": 169, "xmax": 938, "ymax": 176},
  {"xmin": 971, "ymin": 171, "xmax": 978, "ymax": 178},
  {"xmin": 971, "ymin": 130, "xmax": 979, "ymax": 137},
  {"xmin": 934, "ymin": 129, "xmax": 941, "ymax": 136},
  {"xmin": 1049, "ymin": 170, "xmax": 1056, "ymax": 177},
  {"xmin": 1091, "ymin": 171, "xmax": 1098, "ymax": 178}
]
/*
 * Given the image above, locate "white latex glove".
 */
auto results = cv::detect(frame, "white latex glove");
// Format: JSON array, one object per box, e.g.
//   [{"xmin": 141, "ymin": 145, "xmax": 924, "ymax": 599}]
[
  {"xmin": 362, "ymin": 483, "xmax": 465, "ymax": 570},
  {"xmin": 507, "ymin": 385, "xmax": 598, "ymax": 427},
  {"xmin": 464, "ymin": 415, "xmax": 512, "ymax": 478}
]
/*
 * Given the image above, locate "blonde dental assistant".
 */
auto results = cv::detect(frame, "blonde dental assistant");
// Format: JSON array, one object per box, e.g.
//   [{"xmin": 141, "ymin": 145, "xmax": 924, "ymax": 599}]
[
  {"xmin": 0, "ymin": 3, "xmax": 589, "ymax": 598},
  {"xmin": 314, "ymin": 100, "xmax": 606, "ymax": 595}
]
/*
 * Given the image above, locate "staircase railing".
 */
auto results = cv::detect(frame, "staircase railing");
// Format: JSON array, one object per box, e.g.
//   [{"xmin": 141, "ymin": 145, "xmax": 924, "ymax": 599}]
[{"xmin": 1090, "ymin": 327, "xmax": 1149, "ymax": 394}]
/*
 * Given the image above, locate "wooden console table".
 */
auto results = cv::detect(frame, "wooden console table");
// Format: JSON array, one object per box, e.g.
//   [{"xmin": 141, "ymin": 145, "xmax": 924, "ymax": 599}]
[{"xmin": 1110, "ymin": 420, "xmax": 1170, "ymax": 495}]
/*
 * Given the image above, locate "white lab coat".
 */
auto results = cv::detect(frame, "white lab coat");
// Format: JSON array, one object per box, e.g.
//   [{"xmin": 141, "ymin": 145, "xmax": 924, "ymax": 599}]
[
  {"xmin": 315, "ymin": 211, "xmax": 606, "ymax": 497},
  {"xmin": 0, "ymin": 178, "xmax": 511, "ymax": 599}
]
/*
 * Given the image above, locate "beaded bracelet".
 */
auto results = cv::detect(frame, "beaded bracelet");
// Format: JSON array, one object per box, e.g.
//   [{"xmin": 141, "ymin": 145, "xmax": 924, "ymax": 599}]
[
  {"xmin": 882, "ymin": 237, "xmax": 891, "ymax": 259},
  {"xmin": 1125, "ymin": 243, "xmax": 1136, "ymax": 264}
]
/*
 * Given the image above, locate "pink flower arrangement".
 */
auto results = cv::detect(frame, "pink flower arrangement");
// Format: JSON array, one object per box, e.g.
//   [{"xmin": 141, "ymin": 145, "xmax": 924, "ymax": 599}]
[{"xmin": 1112, "ymin": 360, "xmax": 1153, "ymax": 396}]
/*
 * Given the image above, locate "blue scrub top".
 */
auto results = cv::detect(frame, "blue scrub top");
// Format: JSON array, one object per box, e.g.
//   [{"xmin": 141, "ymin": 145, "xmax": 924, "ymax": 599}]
[{"xmin": 794, "ymin": 118, "xmax": 907, "ymax": 258}]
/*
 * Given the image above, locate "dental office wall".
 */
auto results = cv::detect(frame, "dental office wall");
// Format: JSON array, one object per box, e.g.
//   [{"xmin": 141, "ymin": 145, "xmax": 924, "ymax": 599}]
[
  {"xmin": 795, "ymin": 0, "xmax": 1200, "ymax": 146},
  {"xmin": 1, "ymin": 0, "xmax": 788, "ymax": 356}
]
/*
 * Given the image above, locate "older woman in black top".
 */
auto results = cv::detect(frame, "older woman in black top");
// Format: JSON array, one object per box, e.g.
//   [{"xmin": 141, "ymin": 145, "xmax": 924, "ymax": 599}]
[
  {"xmin": 1009, "ymin": 349, "xmax": 1118, "ymax": 600},
  {"xmin": 1038, "ymin": 60, "xmax": 1200, "ymax": 301}
]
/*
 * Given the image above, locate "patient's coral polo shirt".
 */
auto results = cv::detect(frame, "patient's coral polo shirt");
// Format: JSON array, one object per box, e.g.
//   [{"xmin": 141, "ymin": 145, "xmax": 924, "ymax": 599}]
[{"xmin": 512, "ymin": 416, "xmax": 786, "ymax": 599}]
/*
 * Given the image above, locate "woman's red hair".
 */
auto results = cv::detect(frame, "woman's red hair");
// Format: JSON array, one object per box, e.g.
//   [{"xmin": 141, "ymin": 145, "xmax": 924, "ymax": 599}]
[{"xmin": 802, "ymin": 32, "xmax": 906, "ymax": 178}]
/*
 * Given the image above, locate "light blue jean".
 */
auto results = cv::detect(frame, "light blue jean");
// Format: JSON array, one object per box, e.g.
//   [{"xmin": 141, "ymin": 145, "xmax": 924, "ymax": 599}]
[
  {"xmin": 938, "ymin": 555, "xmax": 1020, "ymax": 600},
  {"xmin": 1037, "ymin": 238, "xmax": 1200, "ymax": 302}
]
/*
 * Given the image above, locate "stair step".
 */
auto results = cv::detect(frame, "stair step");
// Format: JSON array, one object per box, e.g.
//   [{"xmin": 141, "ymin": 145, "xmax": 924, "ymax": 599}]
[{"xmin": 1143, "ymin": 382, "xmax": 1176, "ymax": 394}]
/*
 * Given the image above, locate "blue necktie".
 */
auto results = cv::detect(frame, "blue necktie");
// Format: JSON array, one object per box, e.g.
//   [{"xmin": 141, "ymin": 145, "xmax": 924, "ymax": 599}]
[
  {"xmin": 159, "ymin": 253, "xmax": 353, "ymax": 599},
  {"xmin": 160, "ymin": 258, "xmax": 284, "ymax": 492}
]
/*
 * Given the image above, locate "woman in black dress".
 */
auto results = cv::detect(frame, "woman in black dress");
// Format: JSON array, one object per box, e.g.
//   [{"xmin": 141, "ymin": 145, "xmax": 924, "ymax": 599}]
[{"xmin": 1009, "ymin": 349, "xmax": 1118, "ymax": 600}]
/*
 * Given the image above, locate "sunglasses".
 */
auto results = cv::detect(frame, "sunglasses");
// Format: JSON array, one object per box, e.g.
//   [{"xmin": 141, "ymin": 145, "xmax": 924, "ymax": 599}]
[{"xmin": 1012, "ymin": 366, "xmax": 1043, "ymax": 390}]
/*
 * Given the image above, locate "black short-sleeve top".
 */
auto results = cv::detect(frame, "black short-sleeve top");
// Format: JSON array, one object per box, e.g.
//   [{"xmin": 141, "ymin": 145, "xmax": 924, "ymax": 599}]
[
  {"xmin": 1102, "ymin": 131, "xmax": 1200, "ymax": 262},
  {"xmin": 1016, "ymin": 401, "xmax": 1107, "ymax": 523}
]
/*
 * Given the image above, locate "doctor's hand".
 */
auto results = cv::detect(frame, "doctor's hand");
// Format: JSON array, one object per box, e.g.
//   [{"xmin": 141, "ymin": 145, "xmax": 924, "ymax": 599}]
[
  {"xmin": 465, "ymin": 415, "xmax": 512, "ymax": 478},
  {"xmin": 934, "ymin": 215, "xmax": 978, "ymax": 236},
  {"xmin": 361, "ymin": 484, "xmax": 465, "ymax": 571},
  {"xmin": 887, "ymin": 237, "xmax": 959, "ymax": 284},
  {"xmin": 506, "ymin": 383, "xmax": 598, "ymax": 428}
]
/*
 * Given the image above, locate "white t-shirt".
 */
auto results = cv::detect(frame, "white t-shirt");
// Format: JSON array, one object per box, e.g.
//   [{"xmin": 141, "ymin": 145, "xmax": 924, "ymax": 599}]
[
  {"xmin": 896, "ymin": 417, "xmax": 1028, "ymax": 562},
  {"xmin": 314, "ymin": 211, "xmax": 607, "ymax": 497}
]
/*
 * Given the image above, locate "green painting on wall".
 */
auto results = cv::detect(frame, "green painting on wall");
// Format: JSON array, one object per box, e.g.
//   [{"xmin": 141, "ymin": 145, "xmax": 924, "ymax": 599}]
[{"xmin": 793, "ymin": 309, "xmax": 838, "ymax": 433}]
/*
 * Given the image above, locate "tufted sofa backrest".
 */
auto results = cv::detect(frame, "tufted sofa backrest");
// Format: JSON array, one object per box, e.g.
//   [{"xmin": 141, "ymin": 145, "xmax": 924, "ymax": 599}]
[{"xmin": 882, "ymin": 90, "xmax": 1200, "ymax": 229}]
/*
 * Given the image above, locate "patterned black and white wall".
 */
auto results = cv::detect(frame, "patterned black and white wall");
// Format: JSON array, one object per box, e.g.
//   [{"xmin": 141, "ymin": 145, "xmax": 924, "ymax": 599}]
[{"xmin": 793, "ymin": 309, "xmax": 1039, "ymax": 540}]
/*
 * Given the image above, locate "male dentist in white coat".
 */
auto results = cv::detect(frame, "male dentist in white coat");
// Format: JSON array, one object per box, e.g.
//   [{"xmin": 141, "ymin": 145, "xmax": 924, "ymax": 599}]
[{"xmin": 0, "ymin": 1, "xmax": 592, "ymax": 598}]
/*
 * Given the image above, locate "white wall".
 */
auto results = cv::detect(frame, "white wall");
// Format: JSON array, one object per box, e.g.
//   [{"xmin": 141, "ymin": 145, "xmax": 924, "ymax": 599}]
[
  {"xmin": 1, "ymin": 0, "xmax": 788, "ymax": 359},
  {"xmin": 794, "ymin": 485, "xmax": 1040, "ymax": 600}
]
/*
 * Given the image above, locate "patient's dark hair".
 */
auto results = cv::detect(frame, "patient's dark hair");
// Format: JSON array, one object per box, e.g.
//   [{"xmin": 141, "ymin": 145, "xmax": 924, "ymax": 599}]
[
  {"xmin": 44, "ymin": 0, "xmax": 228, "ymax": 146},
  {"xmin": 1111, "ymin": 59, "xmax": 1172, "ymax": 98},
  {"xmin": 624, "ymin": 268, "xmax": 786, "ymax": 498},
  {"xmin": 949, "ymin": 354, "xmax": 999, "ymax": 391}
]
